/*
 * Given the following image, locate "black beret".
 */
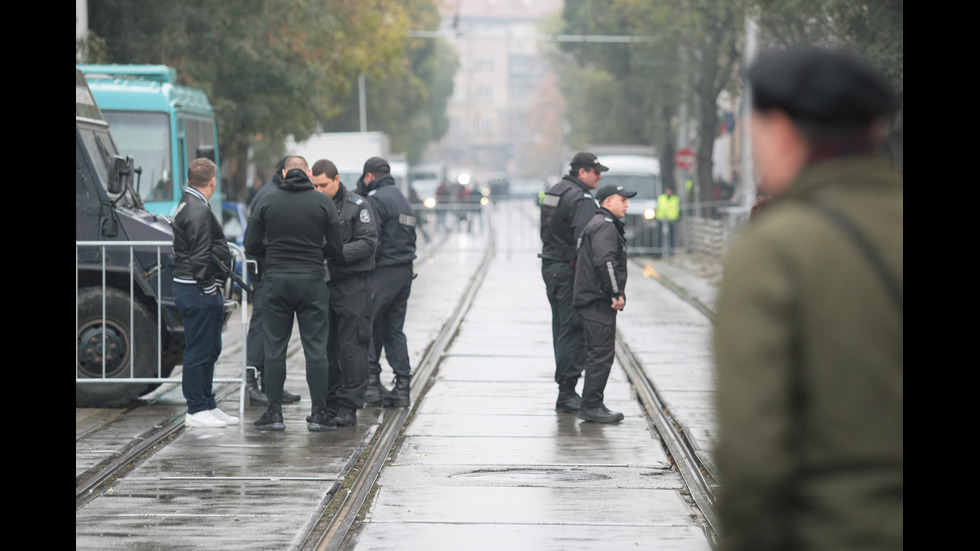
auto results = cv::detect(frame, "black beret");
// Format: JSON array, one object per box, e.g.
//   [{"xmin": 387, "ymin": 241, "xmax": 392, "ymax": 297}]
[{"xmin": 748, "ymin": 44, "xmax": 896, "ymax": 123}]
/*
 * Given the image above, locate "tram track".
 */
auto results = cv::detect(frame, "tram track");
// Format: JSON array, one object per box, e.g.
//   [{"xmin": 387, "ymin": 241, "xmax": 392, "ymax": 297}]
[
  {"xmin": 617, "ymin": 255, "xmax": 721, "ymax": 545},
  {"xmin": 305, "ymin": 211, "xmax": 497, "ymax": 551},
  {"xmin": 74, "ymin": 219, "xmax": 459, "ymax": 516},
  {"xmin": 76, "ymin": 206, "xmax": 720, "ymax": 549}
]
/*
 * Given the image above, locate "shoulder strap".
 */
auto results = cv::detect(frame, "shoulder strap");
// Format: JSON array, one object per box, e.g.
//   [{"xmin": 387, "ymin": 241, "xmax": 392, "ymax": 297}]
[{"xmin": 806, "ymin": 202, "xmax": 903, "ymax": 321}]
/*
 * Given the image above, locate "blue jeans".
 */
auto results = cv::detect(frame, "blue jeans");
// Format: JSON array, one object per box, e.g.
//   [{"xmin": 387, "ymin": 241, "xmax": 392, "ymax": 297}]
[{"xmin": 174, "ymin": 282, "xmax": 224, "ymax": 414}]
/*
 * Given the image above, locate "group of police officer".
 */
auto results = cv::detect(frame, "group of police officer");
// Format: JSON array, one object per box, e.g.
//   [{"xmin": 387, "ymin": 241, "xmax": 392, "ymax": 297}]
[
  {"xmin": 540, "ymin": 152, "xmax": 637, "ymax": 424},
  {"xmin": 240, "ymin": 155, "xmax": 417, "ymax": 432}
]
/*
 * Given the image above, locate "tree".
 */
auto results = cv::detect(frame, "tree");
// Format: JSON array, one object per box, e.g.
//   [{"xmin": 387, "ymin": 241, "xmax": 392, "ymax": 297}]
[
  {"xmin": 83, "ymin": 0, "xmax": 452, "ymax": 199},
  {"xmin": 319, "ymin": 0, "xmax": 457, "ymax": 164},
  {"xmin": 554, "ymin": 0, "xmax": 744, "ymax": 211},
  {"xmin": 748, "ymin": 0, "xmax": 903, "ymax": 175}
]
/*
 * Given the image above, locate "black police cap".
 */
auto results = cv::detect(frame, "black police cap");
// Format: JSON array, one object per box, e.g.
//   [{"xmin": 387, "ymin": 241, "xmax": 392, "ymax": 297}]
[
  {"xmin": 570, "ymin": 152, "xmax": 609, "ymax": 172},
  {"xmin": 747, "ymin": 44, "xmax": 896, "ymax": 124},
  {"xmin": 596, "ymin": 185, "xmax": 637, "ymax": 204}
]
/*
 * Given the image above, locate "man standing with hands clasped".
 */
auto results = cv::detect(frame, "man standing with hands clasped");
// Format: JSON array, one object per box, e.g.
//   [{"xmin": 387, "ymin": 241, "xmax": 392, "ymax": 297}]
[
  {"xmin": 172, "ymin": 158, "xmax": 238, "ymax": 428},
  {"xmin": 573, "ymin": 184, "xmax": 635, "ymax": 423}
]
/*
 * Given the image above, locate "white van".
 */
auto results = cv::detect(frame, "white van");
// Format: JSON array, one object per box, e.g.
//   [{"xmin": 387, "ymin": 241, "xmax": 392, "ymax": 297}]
[{"xmin": 597, "ymin": 154, "xmax": 663, "ymax": 253}]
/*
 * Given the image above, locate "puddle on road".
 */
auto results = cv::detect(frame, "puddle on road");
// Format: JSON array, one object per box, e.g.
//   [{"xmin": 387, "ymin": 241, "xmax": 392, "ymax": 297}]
[{"xmin": 450, "ymin": 468, "xmax": 610, "ymax": 482}]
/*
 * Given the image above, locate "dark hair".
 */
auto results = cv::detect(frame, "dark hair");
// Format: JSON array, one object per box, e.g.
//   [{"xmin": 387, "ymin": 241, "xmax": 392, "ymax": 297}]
[
  {"xmin": 311, "ymin": 159, "xmax": 339, "ymax": 179},
  {"xmin": 188, "ymin": 158, "xmax": 216, "ymax": 189}
]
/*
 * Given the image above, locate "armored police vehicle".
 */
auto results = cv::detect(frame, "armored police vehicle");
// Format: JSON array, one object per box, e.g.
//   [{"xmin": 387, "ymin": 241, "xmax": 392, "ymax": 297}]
[{"xmin": 76, "ymin": 68, "xmax": 186, "ymax": 407}]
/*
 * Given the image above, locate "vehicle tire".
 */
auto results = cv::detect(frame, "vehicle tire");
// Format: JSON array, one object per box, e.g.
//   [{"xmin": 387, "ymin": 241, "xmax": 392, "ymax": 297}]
[{"xmin": 76, "ymin": 287, "xmax": 158, "ymax": 407}]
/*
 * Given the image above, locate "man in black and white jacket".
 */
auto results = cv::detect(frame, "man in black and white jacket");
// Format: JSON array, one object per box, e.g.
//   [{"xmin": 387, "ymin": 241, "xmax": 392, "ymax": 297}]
[{"xmin": 171, "ymin": 158, "xmax": 236, "ymax": 428}]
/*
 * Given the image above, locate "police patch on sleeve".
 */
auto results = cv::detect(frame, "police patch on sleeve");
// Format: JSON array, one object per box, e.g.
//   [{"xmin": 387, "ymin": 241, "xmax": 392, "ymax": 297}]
[{"xmin": 359, "ymin": 208, "xmax": 371, "ymax": 224}]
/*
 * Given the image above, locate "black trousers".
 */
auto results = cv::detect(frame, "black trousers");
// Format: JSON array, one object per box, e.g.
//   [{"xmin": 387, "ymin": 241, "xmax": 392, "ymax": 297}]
[
  {"xmin": 326, "ymin": 275, "xmax": 372, "ymax": 410},
  {"xmin": 246, "ymin": 272, "xmax": 265, "ymax": 371},
  {"xmin": 577, "ymin": 301, "xmax": 617, "ymax": 409},
  {"xmin": 542, "ymin": 260, "xmax": 584, "ymax": 386},
  {"xmin": 262, "ymin": 274, "xmax": 330, "ymax": 413},
  {"xmin": 368, "ymin": 263, "xmax": 414, "ymax": 378}
]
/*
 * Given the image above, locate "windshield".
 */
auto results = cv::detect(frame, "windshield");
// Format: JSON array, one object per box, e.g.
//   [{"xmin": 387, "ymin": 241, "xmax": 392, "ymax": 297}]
[
  {"xmin": 599, "ymin": 173, "xmax": 660, "ymax": 201},
  {"xmin": 102, "ymin": 111, "xmax": 173, "ymax": 205},
  {"xmin": 76, "ymin": 121, "xmax": 139, "ymax": 209}
]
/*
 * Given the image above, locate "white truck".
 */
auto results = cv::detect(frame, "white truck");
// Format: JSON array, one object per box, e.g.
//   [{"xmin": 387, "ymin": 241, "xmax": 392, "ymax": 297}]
[
  {"xmin": 587, "ymin": 146, "xmax": 663, "ymax": 254},
  {"xmin": 284, "ymin": 131, "xmax": 392, "ymax": 189}
]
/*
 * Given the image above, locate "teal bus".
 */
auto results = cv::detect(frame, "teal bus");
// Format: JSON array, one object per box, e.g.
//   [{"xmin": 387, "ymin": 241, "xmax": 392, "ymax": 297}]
[{"xmin": 76, "ymin": 64, "xmax": 222, "ymax": 218}]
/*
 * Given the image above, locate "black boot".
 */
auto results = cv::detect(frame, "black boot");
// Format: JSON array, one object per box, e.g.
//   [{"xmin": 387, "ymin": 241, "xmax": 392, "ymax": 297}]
[
  {"xmin": 281, "ymin": 388, "xmax": 302, "ymax": 403},
  {"xmin": 382, "ymin": 375, "xmax": 410, "ymax": 408},
  {"xmin": 555, "ymin": 380, "xmax": 581, "ymax": 412},
  {"xmin": 259, "ymin": 372, "xmax": 301, "ymax": 404},
  {"xmin": 248, "ymin": 370, "xmax": 268, "ymax": 405},
  {"xmin": 333, "ymin": 407, "xmax": 357, "ymax": 427},
  {"xmin": 578, "ymin": 405, "xmax": 624, "ymax": 423},
  {"xmin": 363, "ymin": 373, "xmax": 389, "ymax": 407}
]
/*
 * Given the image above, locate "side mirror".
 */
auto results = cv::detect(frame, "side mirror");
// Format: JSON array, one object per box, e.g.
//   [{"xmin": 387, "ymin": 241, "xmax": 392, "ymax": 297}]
[{"xmin": 108, "ymin": 155, "xmax": 135, "ymax": 195}]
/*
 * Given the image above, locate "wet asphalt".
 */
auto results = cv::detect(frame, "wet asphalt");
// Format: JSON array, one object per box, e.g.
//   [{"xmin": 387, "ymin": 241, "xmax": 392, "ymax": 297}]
[{"xmin": 75, "ymin": 202, "xmax": 719, "ymax": 550}]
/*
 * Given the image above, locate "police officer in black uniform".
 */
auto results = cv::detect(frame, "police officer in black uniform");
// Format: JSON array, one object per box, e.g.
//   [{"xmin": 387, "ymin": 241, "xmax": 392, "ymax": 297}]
[
  {"xmin": 573, "ymin": 184, "xmax": 635, "ymax": 423},
  {"xmin": 311, "ymin": 159, "xmax": 378, "ymax": 427},
  {"xmin": 539, "ymin": 152, "xmax": 606, "ymax": 412},
  {"xmin": 359, "ymin": 157, "xmax": 417, "ymax": 408}
]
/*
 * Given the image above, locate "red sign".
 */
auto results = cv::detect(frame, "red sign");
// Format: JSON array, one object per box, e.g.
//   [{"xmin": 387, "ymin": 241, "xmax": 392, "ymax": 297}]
[{"xmin": 675, "ymin": 148, "xmax": 696, "ymax": 170}]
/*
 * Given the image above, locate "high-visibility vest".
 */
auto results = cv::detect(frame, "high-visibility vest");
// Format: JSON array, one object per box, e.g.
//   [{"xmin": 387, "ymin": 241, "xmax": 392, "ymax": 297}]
[{"xmin": 657, "ymin": 193, "xmax": 680, "ymax": 222}]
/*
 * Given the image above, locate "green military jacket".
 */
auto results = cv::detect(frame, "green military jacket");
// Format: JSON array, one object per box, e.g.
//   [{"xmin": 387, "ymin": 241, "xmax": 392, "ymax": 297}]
[{"xmin": 714, "ymin": 155, "xmax": 903, "ymax": 551}]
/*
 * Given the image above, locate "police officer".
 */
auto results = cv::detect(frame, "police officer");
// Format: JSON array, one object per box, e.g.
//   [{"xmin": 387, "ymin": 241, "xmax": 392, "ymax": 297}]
[
  {"xmin": 171, "ymin": 158, "xmax": 238, "ymax": 428},
  {"xmin": 573, "ymin": 184, "xmax": 634, "ymax": 423},
  {"xmin": 311, "ymin": 159, "xmax": 378, "ymax": 427},
  {"xmin": 539, "ymin": 152, "xmax": 606, "ymax": 412},
  {"xmin": 360, "ymin": 156, "xmax": 417, "ymax": 408},
  {"xmin": 244, "ymin": 156, "xmax": 344, "ymax": 431},
  {"xmin": 714, "ymin": 45, "xmax": 902, "ymax": 550}
]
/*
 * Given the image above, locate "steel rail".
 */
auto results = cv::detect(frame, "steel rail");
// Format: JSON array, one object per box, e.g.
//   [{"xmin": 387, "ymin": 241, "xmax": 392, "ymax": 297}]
[
  {"xmin": 75, "ymin": 384, "xmax": 239, "ymax": 509},
  {"xmin": 615, "ymin": 334, "xmax": 719, "ymax": 545},
  {"xmin": 306, "ymin": 213, "xmax": 497, "ymax": 551}
]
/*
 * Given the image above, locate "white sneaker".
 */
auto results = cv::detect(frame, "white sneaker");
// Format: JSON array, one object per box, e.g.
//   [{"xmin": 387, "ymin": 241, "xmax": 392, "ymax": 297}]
[
  {"xmin": 209, "ymin": 408, "xmax": 240, "ymax": 425},
  {"xmin": 185, "ymin": 410, "xmax": 227, "ymax": 428}
]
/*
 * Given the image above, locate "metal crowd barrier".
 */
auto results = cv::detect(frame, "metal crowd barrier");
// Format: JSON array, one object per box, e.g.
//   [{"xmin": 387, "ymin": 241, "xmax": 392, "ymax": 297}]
[{"xmin": 75, "ymin": 240, "xmax": 251, "ymax": 416}]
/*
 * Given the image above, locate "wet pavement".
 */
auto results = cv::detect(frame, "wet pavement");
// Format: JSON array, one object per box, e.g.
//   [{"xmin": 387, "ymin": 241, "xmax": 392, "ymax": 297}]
[{"xmin": 76, "ymin": 202, "xmax": 720, "ymax": 550}]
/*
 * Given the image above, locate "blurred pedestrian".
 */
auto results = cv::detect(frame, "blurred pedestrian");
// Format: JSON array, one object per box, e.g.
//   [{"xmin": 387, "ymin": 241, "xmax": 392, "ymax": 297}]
[
  {"xmin": 245, "ymin": 156, "xmax": 344, "ymax": 431},
  {"xmin": 539, "ymin": 152, "xmax": 606, "ymax": 412},
  {"xmin": 312, "ymin": 159, "xmax": 378, "ymax": 427},
  {"xmin": 360, "ymin": 157, "xmax": 418, "ymax": 408},
  {"xmin": 573, "ymin": 184, "xmax": 635, "ymax": 423},
  {"xmin": 656, "ymin": 187, "xmax": 680, "ymax": 251},
  {"xmin": 244, "ymin": 157, "xmax": 301, "ymax": 406},
  {"xmin": 172, "ymin": 158, "xmax": 237, "ymax": 428},
  {"xmin": 714, "ymin": 44, "xmax": 902, "ymax": 551}
]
